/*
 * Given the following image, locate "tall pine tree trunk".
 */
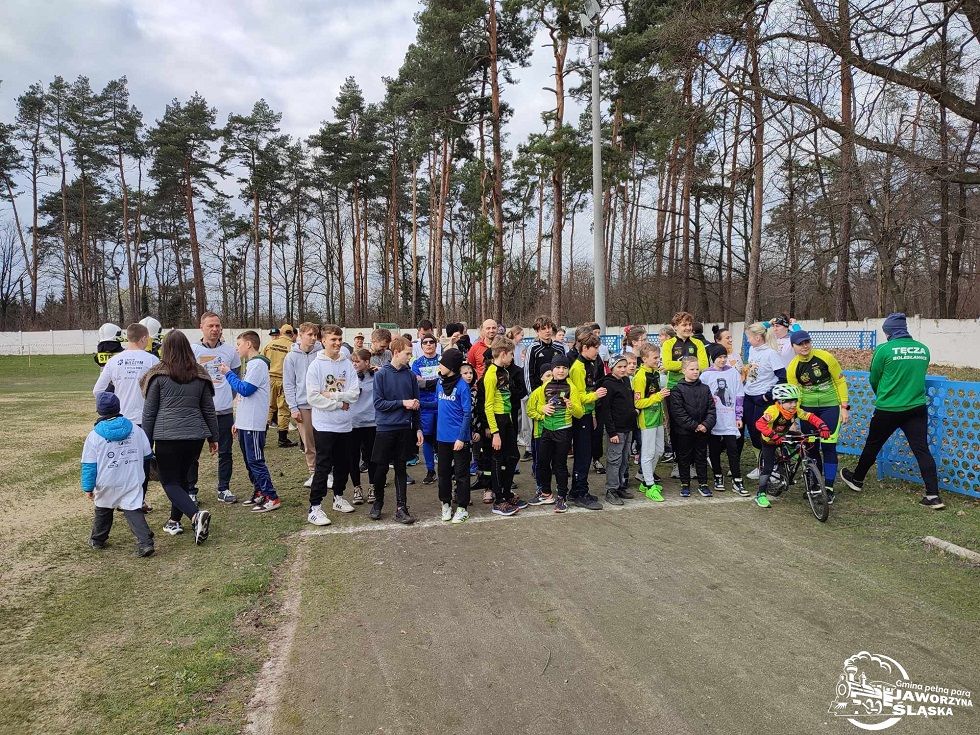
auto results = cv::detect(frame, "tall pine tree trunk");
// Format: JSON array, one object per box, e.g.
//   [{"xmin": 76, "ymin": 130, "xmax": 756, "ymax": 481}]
[
  {"xmin": 488, "ymin": 0, "xmax": 506, "ymax": 323},
  {"xmin": 744, "ymin": 13, "xmax": 764, "ymax": 326},
  {"xmin": 183, "ymin": 160, "xmax": 207, "ymax": 314}
]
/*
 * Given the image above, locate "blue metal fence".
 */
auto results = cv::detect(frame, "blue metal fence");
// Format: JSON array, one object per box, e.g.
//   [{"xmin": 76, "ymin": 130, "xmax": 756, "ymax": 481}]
[
  {"xmin": 837, "ymin": 370, "xmax": 979, "ymax": 499},
  {"xmin": 741, "ymin": 329, "xmax": 877, "ymax": 362}
]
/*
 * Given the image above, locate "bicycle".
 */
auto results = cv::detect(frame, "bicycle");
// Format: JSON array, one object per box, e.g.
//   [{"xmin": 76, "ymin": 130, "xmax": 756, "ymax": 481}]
[{"xmin": 765, "ymin": 431, "xmax": 829, "ymax": 522}]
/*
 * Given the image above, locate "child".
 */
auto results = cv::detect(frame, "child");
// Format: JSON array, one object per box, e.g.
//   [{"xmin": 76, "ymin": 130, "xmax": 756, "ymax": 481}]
[
  {"xmin": 568, "ymin": 331, "xmax": 607, "ymax": 509},
  {"xmin": 528, "ymin": 355, "xmax": 584, "ymax": 512},
  {"xmin": 524, "ymin": 363, "xmax": 551, "ymax": 501},
  {"xmin": 371, "ymin": 336, "xmax": 423, "ymax": 524},
  {"xmin": 701, "ymin": 343, "xmax": 747, "ymax": 495},
  {"xmin": 220, "ymin": 331, "xmax": 280, "ymax": 512},
  {"xmin": 435, "ymin": 348, "xmax": 472, "ymax": 523},
  {"xmin": 305, "ymin": 324, "xmax": 360, "ymax": 526},
  {"xmin": 667, "ymin": 356, "xmax": 716, "ymax": 498},
  {"xmin": 348, "ymin": 348, "xmax": 376, "ymax": 505},
  {"xmin": 283, "ymin": 322, "xmax": 322, "ymax": 488},
  {"xmin": 483, "ymin": 337, "xmax": 526, "ymax": 516},
  {"xmin": 82, "ymin": 392, "xmax": 155, "ymax": 556},
  {"xmin": 755, "ymin": 384, "xmax": 831, "ymax": 508},
  {"xmin": 411, "ymin": 334, "xmax": 441, "ymax": 484},
  {"xmin": 634, "ymin": 343, "xmax": 670, "ymax": 500},
  {"xmin": 596, "ymin": 354, "xmax": 636, "ymax": 505}
]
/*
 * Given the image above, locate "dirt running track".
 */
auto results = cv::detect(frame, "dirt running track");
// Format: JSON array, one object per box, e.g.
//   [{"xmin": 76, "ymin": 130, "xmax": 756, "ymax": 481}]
[{"xmin": 267, "ymin": 500, "xmax": 979, "ymax": 735}]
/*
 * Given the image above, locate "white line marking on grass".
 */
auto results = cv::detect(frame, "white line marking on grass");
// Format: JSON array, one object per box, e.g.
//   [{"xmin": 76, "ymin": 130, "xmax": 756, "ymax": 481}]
[{"xmin": 300, "ymin": 495, "xmax": 749, "ymax": 537}]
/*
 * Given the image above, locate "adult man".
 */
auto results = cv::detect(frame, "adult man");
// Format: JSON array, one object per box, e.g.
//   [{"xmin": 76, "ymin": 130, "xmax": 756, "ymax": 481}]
[
  {"xmin": 840, "ymin": 313, "xmax": 944, "ymax": 509},
  {"xmin": 188, "ymin": 311, "xmax": 241, "ymax": 504},
  {"xmin": 466, "ymin": 319, "xmax": 498, "ymax": 379},
  {"xmin": 412, "ymin": 318, "xmax": 441, "ymax": 360},
  {"xmin": 263, "ymin": 324, "xmax": 297, "ymax": 447},
  {"xmin": 353, "ymin": 331, "xmax": 366, "ymax": 352}
]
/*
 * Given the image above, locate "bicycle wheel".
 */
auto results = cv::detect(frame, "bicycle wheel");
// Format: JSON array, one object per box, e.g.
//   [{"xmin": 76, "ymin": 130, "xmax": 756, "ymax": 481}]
[
  {"xmin": 803, "ymin": 460, "xmax": 829, "ymax": 522},
  {"xmin": 769, "ymin": 460, "xmax": 791, "ymax": 497}
]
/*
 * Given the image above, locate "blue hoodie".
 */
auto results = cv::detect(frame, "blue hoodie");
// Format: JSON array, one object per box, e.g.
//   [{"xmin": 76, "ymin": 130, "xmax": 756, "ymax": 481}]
[
  {"xmin": 436, "ymin": 375, "xmax": 472, "ymax": 444},
  {"xmin": 373, "ymin": 362, "xmax": 420, "ymax": 433},
  {"xmin": 883, "ymin": 312, "xmax": 912, "ymax": 341}
]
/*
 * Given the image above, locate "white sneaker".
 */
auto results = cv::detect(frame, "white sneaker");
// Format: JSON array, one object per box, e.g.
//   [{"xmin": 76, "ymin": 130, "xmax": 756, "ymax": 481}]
[
  {"xmin": 451, "ymin": 507, "xmax": 469, "ymax": 524},
  {"xmin": 327, "ymin": 473, "xmax": 334, "ymax": 489},
  {"xmin": 303, "ymin": 473, "xmax": 314, "ymax": 488},
  {"xmin": 670, "ymin": 466, "xmax": 680, "ymax": 479},
  {"xmin": 332, "ymin": 495, "xmax": 355, "ymax": 513},
  {"xmin": 747, "ymin": 467, "xmax": 761, "ymax": 480},
  {"xmin": 308, "ymin": 505, "xmax": 331, "ymax": 526},
  {"xmin": 441, "ymin": 502, "xmax": 452, "ymax": 522}
]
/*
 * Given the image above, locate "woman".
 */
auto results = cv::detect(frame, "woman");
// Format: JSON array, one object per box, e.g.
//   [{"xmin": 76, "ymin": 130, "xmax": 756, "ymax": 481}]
[
  {"xmin": 624, "ymin": 325, "xmax": 647, "ymax": 354},
  {"xmin": 766, "ymin": 313, "xmax": 799, "ymax": 368},
  {"xmin": 742, "ymin": 322, "xmax": 787, "ymax": 479},
  {"xmin": 142, "ymin": 330, "xmax": 219, "ymax": 545},
  {"xmin": 712, "ymin": 325, "xmax": 743, "ymax": 370}
]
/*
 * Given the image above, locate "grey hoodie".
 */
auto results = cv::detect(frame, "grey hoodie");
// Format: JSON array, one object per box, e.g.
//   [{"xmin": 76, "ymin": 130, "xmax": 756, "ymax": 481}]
[{"xmin": 283, "ymin": 341, "xmax": 323, "ymax": 410}]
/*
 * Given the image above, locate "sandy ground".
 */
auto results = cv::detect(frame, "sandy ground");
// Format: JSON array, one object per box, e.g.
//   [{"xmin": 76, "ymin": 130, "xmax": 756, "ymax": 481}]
[{"xmin": 265, "ymin": 492, "xmax": 979, "ymax": 735}]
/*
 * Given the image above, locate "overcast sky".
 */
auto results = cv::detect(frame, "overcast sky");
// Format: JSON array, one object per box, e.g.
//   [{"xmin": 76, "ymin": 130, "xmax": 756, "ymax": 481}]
[{"xmin": 0, "ymin": 0, "xmax": 583, "ymax": 150}]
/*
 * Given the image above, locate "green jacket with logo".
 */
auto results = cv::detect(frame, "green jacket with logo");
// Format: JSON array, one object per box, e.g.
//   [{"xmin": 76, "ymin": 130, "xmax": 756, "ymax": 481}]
[{"xmin": 869, "ymin": 337, "xmax": 930, "ymax": 412}]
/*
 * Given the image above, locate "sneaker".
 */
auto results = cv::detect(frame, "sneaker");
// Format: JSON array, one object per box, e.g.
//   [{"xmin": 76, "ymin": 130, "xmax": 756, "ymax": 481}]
[
  {"xmin": 521, "ymin": 451, "xmax": 532, "ymax": 462},
  {"xmin": 572, "ymin": 494, "xmax": 603, "ymax": 510},
  {"xmin": 217, "ymin": 489, "xmax": 238, "ymax": 504},
  {"xmin": 369, "ymin": 502, "xmax": 382, "ymax": 520},
  {"xmin": 303, "ymin": 474, "xmax": 314, "ymax": 488},
  {"xmin": 509, "ymin": 495, "xmax": 529, "ymax": 510},
  {"xmin": 327, "ymin": 473, "xmax": 334, "ymax": 489},
  {"xmin": 492, "ymin": 502, "xmax": 520, "ymax": 516},
  {"xmin": 89, "ymin": 539, "xmax": 106, "ymax": 550},
  {"xmin": 747, "ymin": 467, "xmax": 761, "ymax": 480},
  {"xmin": 840, "ymin": 468, "xmax": 864, "ymax": 492},
  {"xmin": 653, "ymin": 473, "xmax": 662, "ymax": 484},
  {"xmin": 920, "ymin": 495, "xmax": 945, "ymax": 510},
  {"xmin": 593, "ymin": 460, "xmax": 606, "ymax": 474},
  {"xmin": 332, "ymin": 495, "xmax": 355, "ymax": 513},
  {"xmin": 253, "ymin": 497, "xmax": 280, "ymax": 513},
  {"xmin": 359, "ymin": 461, "xmax": 369, "ymax": 473},
  {"xmin": 366, "ymin": 487, "xmax": 376, "ymax": 503},
  {"xmin": 451, "ymin": 507, "xmax": 469, "ymax": 523},
  {"xmin": 395, "ymin": 506, "xmax": 416, "ymax": 524},
  {"xmin": 732, "ymin": 479, "xmax": 748, "ymax": 496},
  {"xmin": 755, "ymin": 492, "xmax": 771, "ymax": 508},
  {"xmin": 698, "ymin": 484, "xmax": 713, "ymax": 498},
  {"xmin": 193, "ymin": 510, "xmax": 211, "ymax": 544},
  {"xmin": 826, "ymin": 489, "xmax": 835, "ymax": 505},
  {"xmin": 243, "ymin": 492, "xmax": 263, "ymax": 506},
  {"xmin": 469, "ymin": 462, "xmax": 479, "ymax": 476},
  {"xmin": 406, "ymin": 456, "xmax": 420, "ymax": 467},
  {"xmin": 406, "ymin": 476, "xmax": 416, "ymax": 486},
  {"xmin": 670, "ymin": 466, "xmax": 680, "ymax": 479},
  {"xmin": 483, "ymin": 489, "xmax": 494, "ymax": 504},
  {"xmin": 352, "ymin": 486, "xmax": 365, "ymax": 505},
  {"xmin": 528, "ymin": 490, "xmax": 555, "ymax": 506},
  {"xmin": 422, "ymin": 470, "xmax": 437, "ymax": 485},
  {"xmin": 661, "ymin": 451, "xmax": 675, "ymax": 463},
  {"xmin": 307, "ymin": 505, "xmax": 331, "ymax": 526},
  {"xmin": 713, "ymin": 476, "xmax": 725, "ymax": 492},
  {"xmin": 554, "ymin": 497, "xmax": 569, "ymax": 513},
  {"xmin": 605, "ymin": 490, "xmax": 624, "ymax": 506},
  {"xmin": 616, "ymin": 487, "xmax": 635, "ymax": 499},
  {"xmin": 137, "ymin": 544, "xmax": 155, "ymax": 558},
  {"xmin": 441, "ymin": 502, "xmax": 453, "ymax": 522},
  {"xmin": 680, "ymin": 486, "xmax": 691, "ymax": 498},
  {"xmin": 646, "ymin": 484, "xmax": 664, "ymax": 502},
  {"xmin": 188, "ymin": 492, "xmax": 198, "ymax": 507},
  {"xmin": 278, "ymin": 438, "xmax": 298, "ymax": 448},
  {"xmin": 163, "ymin": 520, "xmax": 183, "ymax": 536}
]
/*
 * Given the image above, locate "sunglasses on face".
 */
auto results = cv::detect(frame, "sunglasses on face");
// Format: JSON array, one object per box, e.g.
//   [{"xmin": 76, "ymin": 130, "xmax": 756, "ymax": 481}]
[{"xmin": 422, "ymin": 339, "xmax": 436, "ymax": 345}]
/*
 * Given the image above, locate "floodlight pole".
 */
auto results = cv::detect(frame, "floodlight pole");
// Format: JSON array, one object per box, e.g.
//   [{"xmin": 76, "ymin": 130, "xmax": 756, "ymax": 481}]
[{"xmin": 590, "ymin": 23, "xmax": 606, "ymax": 334}]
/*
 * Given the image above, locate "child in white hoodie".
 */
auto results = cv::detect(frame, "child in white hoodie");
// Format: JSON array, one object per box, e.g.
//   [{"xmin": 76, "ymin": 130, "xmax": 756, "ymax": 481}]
[
  {"xmin": 305, "ymin": 324, "xmax": 360, "ymax": 526},
  {"xmin": 701, "ymin": 343, "xmax": 746, "ymax": 495}
]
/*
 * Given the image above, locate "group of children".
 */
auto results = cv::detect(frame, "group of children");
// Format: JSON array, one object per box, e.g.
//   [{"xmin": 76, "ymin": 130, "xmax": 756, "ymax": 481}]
[{"xmin": 83, "ymin": 310, "xmax": 847, "ymax": 555}]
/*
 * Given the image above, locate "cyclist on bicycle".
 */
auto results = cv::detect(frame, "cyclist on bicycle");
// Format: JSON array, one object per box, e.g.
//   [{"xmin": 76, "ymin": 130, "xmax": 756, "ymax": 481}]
[
  {"xmin": 786, "ymin": 330, "xmax": 849, "ymax": 500},
  {"xmin": 754, "ymin": 384, "xmax": 831, "ymax": 509}
]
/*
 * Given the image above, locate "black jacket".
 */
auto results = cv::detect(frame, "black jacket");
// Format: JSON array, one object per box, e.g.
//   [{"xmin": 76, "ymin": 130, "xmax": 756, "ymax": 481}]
[
  {"xmin": 668, "ymin": 379, "xmax": 716, "ymax": 433},
  {"xmin": 596, "ymin": 374, "xmax": 635, "ymax": 436}
]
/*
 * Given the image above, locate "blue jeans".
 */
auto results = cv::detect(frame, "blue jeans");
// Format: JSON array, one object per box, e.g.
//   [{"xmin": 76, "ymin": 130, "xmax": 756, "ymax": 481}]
[{"xmin": 238, "ymin": 429, "xmax": 278, "ymax": 499}]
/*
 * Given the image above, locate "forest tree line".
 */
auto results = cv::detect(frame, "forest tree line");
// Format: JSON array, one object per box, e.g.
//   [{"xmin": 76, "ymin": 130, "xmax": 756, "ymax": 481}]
[{"xmin": 0, "ymin": 0, "xmax": 978, "ymax": 331}]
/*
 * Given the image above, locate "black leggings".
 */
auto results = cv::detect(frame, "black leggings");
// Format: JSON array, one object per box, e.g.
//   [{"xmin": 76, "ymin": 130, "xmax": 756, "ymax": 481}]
[
  {"xmin": 709, "ymin": 434, "xmax": 741, "ymax": 479},
  {"xmin": 852, "ymin": 405, "xmax": 940, "ymax": 495},
  {"xmin": 744, "ymin": 393, "xmax": 772, "ymax": 450},
  {"xmin": 437, "ymin": 441, "xmax": 472, "ymax": 507},
  {"xmin": 347, "ymin": 426, "xmax": 377, "ymax": 489},
  {"xmin": 154, "ymin": 439, "xmax": 204, "ymax": 523}
]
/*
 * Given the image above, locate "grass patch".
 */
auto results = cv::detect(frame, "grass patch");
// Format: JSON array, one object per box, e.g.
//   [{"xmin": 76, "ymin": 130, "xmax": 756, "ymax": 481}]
[{"xmin": 0, "ymin": 355, "xmax": 98, "ymax": 394}]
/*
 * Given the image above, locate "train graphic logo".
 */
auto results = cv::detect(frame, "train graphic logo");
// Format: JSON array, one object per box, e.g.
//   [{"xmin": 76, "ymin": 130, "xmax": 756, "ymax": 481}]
[{"xmin": 829, "ymin": 651, "xmax": 909, "ymax": 730}]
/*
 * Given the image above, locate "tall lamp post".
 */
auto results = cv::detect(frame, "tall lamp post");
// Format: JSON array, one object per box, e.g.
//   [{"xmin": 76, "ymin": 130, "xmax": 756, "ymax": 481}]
[{"xmin": 580, "ymin": 0, "xmax": 605, "ymax": 333}]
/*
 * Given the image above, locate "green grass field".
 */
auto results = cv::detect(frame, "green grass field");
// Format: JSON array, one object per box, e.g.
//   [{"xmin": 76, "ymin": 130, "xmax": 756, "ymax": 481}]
[{"xmin": 0, "ymin": 355, "xmax": 977, "ymax": 734}]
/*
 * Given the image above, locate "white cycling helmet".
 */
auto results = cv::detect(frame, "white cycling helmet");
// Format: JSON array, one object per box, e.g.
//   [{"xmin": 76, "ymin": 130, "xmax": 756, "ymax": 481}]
[
  {"xmin": 772, "ymin": 383, "xmax": 801, "ymax": 402},
  {"xmin": 98, "ymin": 322, "xmax": 122, "ymax": 341},
  {"xmin": 139, "ymin": 316, "xmax": 162, "ymax": 336}
]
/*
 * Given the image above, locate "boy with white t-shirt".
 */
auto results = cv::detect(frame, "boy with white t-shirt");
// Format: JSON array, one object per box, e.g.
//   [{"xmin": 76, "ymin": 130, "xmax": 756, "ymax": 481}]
[
  {"xmin": 92, "ymin": 323, "xmax": 159, "ymax": 423},
  {"xmin": 219, "ymin": 331, "xmax": 279, "ymax": 512},
  {"xmin": 190, "ymin": 312, "xmax": 242, "ymax": 504},
  {"xmin": 82, "ymin": 392, "xmax": 155, "ymax": 556}
]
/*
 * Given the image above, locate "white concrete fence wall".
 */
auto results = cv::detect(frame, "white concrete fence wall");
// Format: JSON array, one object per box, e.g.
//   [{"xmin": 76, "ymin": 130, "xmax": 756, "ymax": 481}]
[{"xmin": 1, "ymin": 316, "xmax": 978, "ymax": 367}]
